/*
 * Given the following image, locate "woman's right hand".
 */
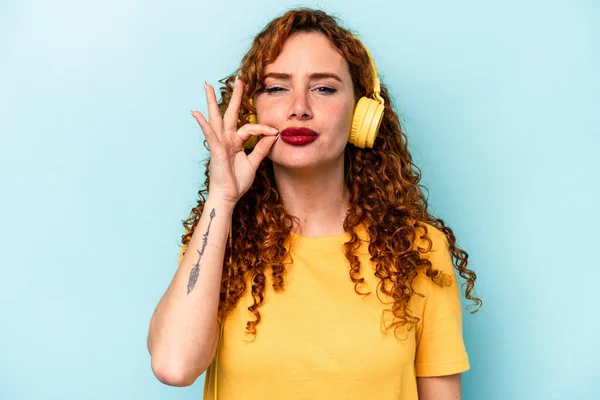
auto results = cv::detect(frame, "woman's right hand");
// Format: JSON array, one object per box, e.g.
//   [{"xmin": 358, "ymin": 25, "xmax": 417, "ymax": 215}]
[{"xmin": 190, "ymin": 76, "xmax": 279, "ymax": 207}]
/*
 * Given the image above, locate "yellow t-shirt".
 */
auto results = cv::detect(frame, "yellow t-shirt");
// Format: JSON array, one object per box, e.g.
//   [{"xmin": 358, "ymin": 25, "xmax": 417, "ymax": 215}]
[{"xmin": 203, "ymin": 222, "xmax": 469, "ymax": 399}]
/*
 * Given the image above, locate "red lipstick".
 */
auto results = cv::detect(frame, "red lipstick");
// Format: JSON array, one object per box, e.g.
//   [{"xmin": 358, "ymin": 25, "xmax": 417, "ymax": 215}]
[{"xmin": 279, "ymin": 127, "xmax": 318, "ymax": 145}]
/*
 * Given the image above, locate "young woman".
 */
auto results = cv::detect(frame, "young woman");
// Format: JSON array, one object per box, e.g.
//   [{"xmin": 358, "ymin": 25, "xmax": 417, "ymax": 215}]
[{"xmin": 148, "ymin": 8, "xmax": 481, "ymax": 400}]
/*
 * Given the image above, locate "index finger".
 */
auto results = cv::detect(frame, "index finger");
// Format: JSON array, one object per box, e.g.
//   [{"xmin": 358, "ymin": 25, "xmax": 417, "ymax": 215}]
[{"xmin": 223, "ymin": 76, "xmax": 244, "ymax": 132}]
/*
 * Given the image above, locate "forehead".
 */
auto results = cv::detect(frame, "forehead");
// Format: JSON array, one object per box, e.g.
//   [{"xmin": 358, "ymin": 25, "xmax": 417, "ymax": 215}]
[{"xmin": 264, "ymin": 32, "xmax": 350, "ymax": 76}]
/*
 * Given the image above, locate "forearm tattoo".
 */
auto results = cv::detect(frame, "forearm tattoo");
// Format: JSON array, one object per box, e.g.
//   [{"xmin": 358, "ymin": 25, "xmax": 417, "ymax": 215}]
[{"xmin": 187, "ymin": 208, "xmax": 215, "ymax": 295}]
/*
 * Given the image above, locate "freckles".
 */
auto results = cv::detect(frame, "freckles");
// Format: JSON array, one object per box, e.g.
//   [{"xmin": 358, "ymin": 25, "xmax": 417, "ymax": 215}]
[
  {"xmin": 330, "ymin": 101, "xmax": 354, "ymax": 121},
  {"xmin": 326, "ymin": 101, "xmax": 354, "ymax": 142},
  {"xmin": 336, "ymin": 103, "xmax": 356, "ymax": 130}
]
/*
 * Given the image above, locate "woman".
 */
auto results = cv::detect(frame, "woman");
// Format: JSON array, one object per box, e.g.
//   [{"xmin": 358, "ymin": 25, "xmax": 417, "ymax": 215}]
[{"xmin": 147, "ymin": 8, "xmax": 481, "ymax": 400}]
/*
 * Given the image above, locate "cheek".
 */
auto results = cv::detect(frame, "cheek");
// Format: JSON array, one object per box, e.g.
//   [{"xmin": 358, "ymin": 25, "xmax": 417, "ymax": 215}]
[
  {"xmin": 329, "ymin": 101, "xmax": 355, "ymax": 133},
  {"xmin": 254, "ymin": 98, "xmax": 278, "ymax": 123}
]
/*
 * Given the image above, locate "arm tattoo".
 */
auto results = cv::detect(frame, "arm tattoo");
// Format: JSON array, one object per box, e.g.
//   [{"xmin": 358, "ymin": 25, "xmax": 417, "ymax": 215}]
[{"xmin": 187, "ymin": 208, "xmax": 216, "ymax": 295}]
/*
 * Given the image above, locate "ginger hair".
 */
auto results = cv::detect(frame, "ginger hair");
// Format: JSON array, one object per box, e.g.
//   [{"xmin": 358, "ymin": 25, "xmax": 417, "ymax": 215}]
[{"xmin": 181, "ymin": 8, "xmax": 481, "ymax": 340}]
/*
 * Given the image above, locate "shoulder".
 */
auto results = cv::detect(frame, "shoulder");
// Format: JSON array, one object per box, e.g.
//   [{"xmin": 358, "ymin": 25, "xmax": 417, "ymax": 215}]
[
  {"xmin": 413, "ymin": 221, "xmax": 448, "ymax": 245},
  {"xmin": 411, "ymin": 221, "xmax": 455, "ymax": 277}
]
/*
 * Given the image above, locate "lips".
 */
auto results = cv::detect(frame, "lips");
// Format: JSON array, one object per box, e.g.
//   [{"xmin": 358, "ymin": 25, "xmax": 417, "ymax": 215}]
[{"xmin": 279, "ymin": 127, "xmax": 318, "ymax": 145}]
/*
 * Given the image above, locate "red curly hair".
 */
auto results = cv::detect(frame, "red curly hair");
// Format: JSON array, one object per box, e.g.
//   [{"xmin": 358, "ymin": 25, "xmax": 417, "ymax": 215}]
[{"xmin": 181, "ymin": 8, "xmax": 481, "ymax": 339}]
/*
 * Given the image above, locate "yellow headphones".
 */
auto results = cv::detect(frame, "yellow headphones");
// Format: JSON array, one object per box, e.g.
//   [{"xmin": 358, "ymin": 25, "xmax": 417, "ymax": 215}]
[{"xmin": 242, "ymin": 39, "xmax": 384, "ymax": 150}]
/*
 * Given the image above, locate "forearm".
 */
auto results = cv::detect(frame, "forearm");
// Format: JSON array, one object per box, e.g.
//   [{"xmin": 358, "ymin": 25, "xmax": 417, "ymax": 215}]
[
  {"xmin": 417, "ymin": 374, "xmax": 462, "ymax": 400},
  {"xmin": 148, "ymin": 196, "xmax": 234, "ymax": 386}
]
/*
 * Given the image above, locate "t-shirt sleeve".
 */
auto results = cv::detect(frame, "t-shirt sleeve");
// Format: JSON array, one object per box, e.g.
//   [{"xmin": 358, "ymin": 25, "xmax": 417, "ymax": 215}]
[{"xmin": 413, "ymin": 226, "xmax": 470, "ymax": 377}]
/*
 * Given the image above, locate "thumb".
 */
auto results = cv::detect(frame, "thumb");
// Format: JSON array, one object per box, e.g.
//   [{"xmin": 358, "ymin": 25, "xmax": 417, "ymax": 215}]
[{"xmin": 247, "ymin": 135, "xmax": 279, "ymax": 170}]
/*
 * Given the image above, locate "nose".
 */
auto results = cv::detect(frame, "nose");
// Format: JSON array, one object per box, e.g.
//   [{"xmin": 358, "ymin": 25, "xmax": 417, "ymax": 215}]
[{"xmin": 288, "ymin": 90, "xmax": 312, "ymax": 121}]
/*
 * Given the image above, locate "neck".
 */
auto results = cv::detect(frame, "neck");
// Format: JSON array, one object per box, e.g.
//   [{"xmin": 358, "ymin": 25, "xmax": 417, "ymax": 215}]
[{"xmin": 272, "ymin": 158, "xmax": 349, "ymax": 238}]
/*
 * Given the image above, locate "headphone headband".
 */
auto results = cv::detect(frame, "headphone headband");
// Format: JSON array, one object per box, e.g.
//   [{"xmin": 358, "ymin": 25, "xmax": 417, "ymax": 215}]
[{"xmin": 358, "ymin": 40, "xmax": 384, "ymax": 105}]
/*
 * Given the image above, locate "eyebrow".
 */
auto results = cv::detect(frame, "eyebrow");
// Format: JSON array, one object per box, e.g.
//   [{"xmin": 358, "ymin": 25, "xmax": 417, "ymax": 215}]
[{"xmin": 263, "ymin": 72, "xmax": 343, "ymax": 83}]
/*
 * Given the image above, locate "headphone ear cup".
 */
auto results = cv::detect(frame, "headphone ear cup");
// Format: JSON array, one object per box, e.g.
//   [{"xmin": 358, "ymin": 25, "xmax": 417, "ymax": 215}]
[
  {"xmin": 242, "ymin": 134, "xmax": 259, "ymax": 150},
  {"xmin": 242, "ymin": 108, "xmax": 259, "ymax": 149},
  {"xmin": 349, "ymin": 97, "xmax": 384, "ymax": 148},
  {"xmin": 242, "ymin": 100, "xmax": 259, "ymax": 149},
  {"xmin": 247, "ymin": 113, "xmax": 257, "ymax": 124}
]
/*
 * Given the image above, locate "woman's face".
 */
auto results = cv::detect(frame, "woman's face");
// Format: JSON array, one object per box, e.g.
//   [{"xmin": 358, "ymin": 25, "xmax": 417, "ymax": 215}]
[{"xmin": 253, "ymin": 31, "xmax": 356, "ymax": 170}]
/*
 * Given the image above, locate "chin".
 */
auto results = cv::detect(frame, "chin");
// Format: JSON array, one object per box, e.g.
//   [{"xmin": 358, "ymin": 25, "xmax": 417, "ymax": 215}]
[
  {"xmin": 267, "ymin": 144, "xmax": 345, "ymax": 170},
  {"xmin": 268, "ymin": 155, "xmax": 319, "ymax": 170}
]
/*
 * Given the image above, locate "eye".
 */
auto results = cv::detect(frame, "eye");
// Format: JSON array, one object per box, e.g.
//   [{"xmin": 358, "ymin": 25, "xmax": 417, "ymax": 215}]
[
  {"xmin": 263, "ymin": 86, "xmax": 286, "ymax": 94},
  {"xmin": 315, "ymin": 86, "xmax": 337, "ymax": 95}
]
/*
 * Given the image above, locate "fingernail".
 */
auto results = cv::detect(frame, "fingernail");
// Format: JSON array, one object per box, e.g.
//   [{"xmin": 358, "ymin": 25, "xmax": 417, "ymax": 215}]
[
  {"xmin": 204, "ymin": 81, "xmax": 208, "ymax": 88},
  {"xmin": 190, "ymin": 110, "xmax": 195, "ymax": 116}
]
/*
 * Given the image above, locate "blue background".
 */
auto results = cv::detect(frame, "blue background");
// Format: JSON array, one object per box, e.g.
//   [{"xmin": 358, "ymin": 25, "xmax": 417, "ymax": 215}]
[{"xmin": 1, "ymin": 0, "xmax": 598, "ymax": 399}]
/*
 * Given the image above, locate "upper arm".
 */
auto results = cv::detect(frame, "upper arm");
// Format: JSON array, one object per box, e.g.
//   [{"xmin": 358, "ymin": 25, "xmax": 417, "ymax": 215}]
[
  {"xmin": 414, "ymin": 225, "xmax": 470, "ymax": 376},
  {"xmin": 417, "ymin": 374, "xmax": 462, "ymax": 400}
]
